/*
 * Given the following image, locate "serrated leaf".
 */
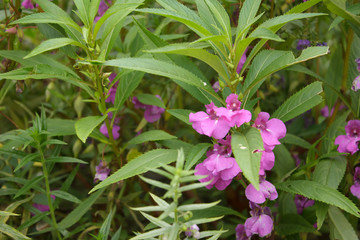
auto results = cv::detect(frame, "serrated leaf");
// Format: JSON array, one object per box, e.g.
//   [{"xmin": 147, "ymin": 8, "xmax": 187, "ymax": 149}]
[
  {"xmin": 236, "ymin": 0, "xmax": 262, "ymax": 39},
  {"xmin": 99, "ymin": 207, "xmax": 115, "ymax": 240},
  {"xmin": 277, "ymin": 214, "xmax": 316, "ymax": 236},
  {"xmin": 280, "ymin": 134, "xmax": 311, "ymax": 149},
  {"xmin": 74, "ymin": 0, "xmax": 91, "ymax": 27},
  {"xmin": 315, "ymin": 202, "xmax": 328, "ymax": 230},
  {"xmin": 58, "ymin": 188, "xmax": 104, "ymax": 230},
  {"xmin": 324, "ymin": 0, "xmax": 360, "ymax": 27},
  {"xmin": 166, "ymin": 109, "xmax": 193, "ymax": 125},
  {"xmin": 231, "ymin": 128, "xmax": 263, "ymax": 190},
  {"xmin": 313, "ymin": 158, "xmax": 346, "ymax": 189},
  {"xmin": 272, "ymin": 81, "xmax": 323, "ymax": 122},
  {"xmin": 114, "ymin": 71, "xmax": 143, "ymax": 112},
  {"xmin": 276, "ymin": 180, "xmax": 360, "ymax": 217},
  {"xmin": 90, "ymin": 149, "xmax": 178, "ymax": 193},
  {"xmin": 75, "ymin": 115, "xmax": 107, "ymax": 143},
  {"xmin": 328, "ymin": 206, "xmax": 358, "ymax": 240}
]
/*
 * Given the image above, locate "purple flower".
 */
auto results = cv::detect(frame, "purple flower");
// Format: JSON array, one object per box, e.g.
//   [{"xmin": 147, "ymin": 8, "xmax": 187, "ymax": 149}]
[
  {"xmin": 253, "ymin": 112, "xmax": 286, "ymax": 149},
  {"xmin": 94, "ymin": 161, "xmax": 110, "ymax": 181},
  {"xmin": 212, "ymin": 81, "xmax": 220, "ymax": 92},
  {"xmin": 316, "ymin": 42, "xmax": 327, "ymax": 47},
  {"xmin": 334, "ymin": 120, "xmax": 360, "ymax": 155},
  {"xmin": 293, "ymin": 154, "xmax": 302, "ymax": 167},
  {"xmin": 320, "ymin": 106, "xmax": 334, "ymax": 118},
  {"xmin": 356, "ymin": 58, "xmax": 360, "ymax": 72},
  {"xmin": 225, "ymin": 94, "xmax": 252, "ymax": 127},
  {"xmin": 296, "ymin": 39, "xmax": 311, "ymax": 50},
  {"xmin": 185, "ymin": 224, "xmax": 200, "ymax": 239},
  {"xmin": 22, "ymin": 0, "xmax": 35, "ymax": 9},
  {"xmin": 245, "ymin": 178, "xmax": 278, "ymax": 204},
  {"xmin": 133, "ymin": 95, "xmax": 165, "ymax": 123},
  {"xmin": 207, "ymin": 135, "xmax": 232, "ymax": 157},
  {"xmin": 95, "ymin": 0, "xmax": 111, "ymax": 22},
  {"xmin": 235, "ymin": 224, "xmax": 250, "ymax": 240},
  {"xmin": 350, "ymin": 167, "xmax": 360, "ymax": 199},
  {"xmin": 105, "ymin": 73, "xmax": 117, "ymax": 104},
  {"xmin": 33, "ymin": 195, "xmax": 56, "ymax": 212},
  {"xmin": 352, "ymin": 75, "xmax": 360, "ymax": 92},
  {"xmin": 236, "ymin": 48, "xmax": 248, "ymax": 74},
  {"xmin": 244, "ymin": 202, "xmax": 273, "ymax": 238},
  {"xmin": 195, "ymin": 152, "xmax": 241, "ymax": 190},
  {"xmin": 259, "ymin": 150, "xmax": 275, "ymax": 175},
  {"xmin": 189, "ymin": 102, "xmax": 232, "ymax": 139},
  {"xmin": 99, "ymin": 112, "xmax": 120, "ymax": 140},
  {"xmin": 294, "ymin": 194, "xmax": 315, "ymax": 214}
]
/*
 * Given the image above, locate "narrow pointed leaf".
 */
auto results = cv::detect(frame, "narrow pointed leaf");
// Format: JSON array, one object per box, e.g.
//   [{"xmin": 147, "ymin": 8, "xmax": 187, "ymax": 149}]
[
  {"xmin": 128, "ymin": 130, "xmax": 176, "ymax": 145},
  {"xmin": 0, "ymin": 223, "xmax": 31, "ymax": 240},
  {"xmin": 328, "ymin": 206, "xmax": 358, "ymax": 240},
  {"xmin": 75, "ymin": 115, "xmax": 107, "ymax": 143}
]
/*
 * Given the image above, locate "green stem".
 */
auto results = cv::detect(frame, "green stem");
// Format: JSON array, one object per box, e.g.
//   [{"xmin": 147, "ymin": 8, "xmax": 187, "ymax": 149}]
[{"xmin": 37, "ymin": 143, "xmax": 62, "ymax": 240}]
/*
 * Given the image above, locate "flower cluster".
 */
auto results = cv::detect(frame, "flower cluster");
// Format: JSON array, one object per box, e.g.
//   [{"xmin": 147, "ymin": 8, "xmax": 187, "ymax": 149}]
[
  {"xmin": 189, "ymin": 94, "xmax": 286, "ymax": 238},
  {"xmin": 334, "ymin": 120, "xmax": 360, "ymax": 155},
  {"xmin": 350, "ymin": 167, "xmax": 360, "ymax": 199},
  {"xmin": 352, "ymin": 58, "xmax": 360, "ymax": 92},
  {"xmin": 132, "ymin": 95, "xmax": 165, "ymax": 123}
]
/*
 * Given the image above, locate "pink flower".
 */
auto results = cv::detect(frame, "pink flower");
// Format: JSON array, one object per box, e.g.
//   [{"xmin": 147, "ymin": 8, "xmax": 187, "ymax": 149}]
[
  {"xmin": 253, "ymin": 112, "xmax": 286, "ymax": 149},
  {"xmin": 105, "ymin": 73, "xmax": 117, "ymax": 104},
  {"xmin": 212, "ymin": 81, "xmax": 220, "ymax": 92},
  {"xmin": 259, "ymin": 150, "xmax": 275, "ymax": 175},
  {"xmin": 245, "ymin": 203, "xmax": 273, "ymax": 238},
  {"xmin": 94, "ymin": 161, "xmax": 110, "ymax": 181},
  {"xmin": 189, "ymin": 102, "xmax": 232, "ymax": 139},
  {"xmin": 350, "ymin": 167, "xmax": 360, "ymax": 199},
  {"xmin": 195, "ymin": 153, "xmax": 241, "ymax": 190},
  {"xmin": 95, "ymin": 0, "xmax": 111, "ymax": 22},
  {"xmin": 225, "ymin": 94, "xmax": 252, "ymax": 127},
  {"xmin": 185, "ymin": 224, "xmax": 200, "ymax": 239},
  {"xmin": 235, "ymin": 224, "xmax": 250, "ymax": 240},
  {"xmin": 133, "ymin": 95, "xmax": 165, "ymax": 123},
  {"xmin": 294, "ymin": 194, "xmax": 315, "ymax": 214},
  {"xmin": 334, "ymin": 120, "xmax": 360, "ymax": 154},
  {"xmin": 245, "ymin": 178, "xmax": 278, "ymax": 204},
  {"xmin": 99, "ymin": 112, "xmax": 120, "ymax": 140},
  {"xmin": 22, "ymin": 0, "xmax": 35, "ymax": 9}
]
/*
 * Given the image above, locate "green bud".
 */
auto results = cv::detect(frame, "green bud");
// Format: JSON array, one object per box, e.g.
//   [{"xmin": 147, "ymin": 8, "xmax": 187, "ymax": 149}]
[
  {"xmin": 74, "ymin": 94, "xmax": 85, "ymax": 118},
  {"xmin": 72, "ymin": 139, "xmax": 82, "ymax": 158},
  {"xmin": 45, "ymin": 81, "xmax": 55, "ymax": 102}
]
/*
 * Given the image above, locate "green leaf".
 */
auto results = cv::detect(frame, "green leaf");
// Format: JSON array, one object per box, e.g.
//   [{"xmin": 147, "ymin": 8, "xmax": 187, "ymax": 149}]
[
  {"xmin": 75, "ymin": 115, "xmax": 108, "ymax": 143},
  {"xmin": 193, "ymin": 205, "xmax": 245, "ymax": 219},
  {"xmin": 236, "ymin": 0, "xmax": 262, "ymax": 39},
  {"xmin": 277, "ymin": 214, "xmax": 316, "ymax": 236},
  {"xmin": 89, "ymin": 0, "xmax": 101, "ymax": 24},
  {"xmin": 280, "ymin": 134, "xmax": 311, "ymax": 149},
  {"xmin": 0, "ymin": 223, "xmax": 31, "ymax": 240},
  {"xmin": 128, "ymin": 130, "xmax": 177, "ymax": 145},
  {"xmin": 14, "ymin": 176, "xmax": 44, "ymax": 199},
  {"xmin": 324, "ymin": 0, "xmax": 360, "ymax": 27},
  {"xmin": 58, "ymin": 188, "xmax": 105, "ymax": 230},
  {"xmin": 0, "ymin": 194, "xmax": 34, "ymax": 224},
  {"xmin": 0, "ymin": 212, "xmax": 18, "ymax": 217},
  {"xmin": 146, "ymin": 43, "xmax": 228, "ymax": 80},
  {"xmin": 99, "ymin": 207, "xmax": 115, "ymax": 240},
  {"xmin": 242, "ymin": 47, "xmax": 328, "ymax": 108},
  {"xmin": 18, "ymin": 212, "xmax": 49, "ymax": 231},
  {"xmin": 328, "ymin": 206, "xmax": 358, "ymax": 240},
  {"xmin": 14, "ymin": 153, "xmax": 40, "ymax": 172},
  {"xmin": 260, "ymin": 13, "xmax": 325, "ymax": 29},
  {"xmin": 185, "ymin": 143, "xmax": 212, "ymax": 170},
  {"xmin": 136, "ymin": 94, "xmax": 166, "ymax": 108},
  {"xmin": 166, "ymin": 109, "xmax": 193, "ymax": 125},
  {"xmin": 114, "ymin": 71, "xmax": 143, "ymax": 112},
  {"xmin": 24, "ymin": 38, "xmax": 86, "ymax": 59},
  {"xmin": 276, "ymin": 180, "xmax": 360, "ymax": 217},
  {"xmin": 90, "ymin": 149, "xmax": 178, "ymax": 193},
  {"xmin": 287, "ymin": 0, "xmax": 322, "ymax": 14},
  {"xmin": 203, "ymin": 0, "xmax": 231, "ymax": 40},
  {"xmin": 47, "ymin": 119, "xmax": 75, "ymax": 136},
  {"xmin": 315, "ymin": 202, "xmax": 328, "ymax": 230},
  {"xmin": 74, "ymin": 0, "xmax": 91, "ymax": 27},
  {"xmin": 177, "ymin": 201, "xmax": 220, "ymax": 212},
  {"xmin": 46, "ymin": 156, "xmax": 87, "ymax": 164},
  {"xmin": 231, "ymin": 128, "xmax": 264, "ymax": 190},
  {"xmin": 312, "ymin": 158, "xmax": 347, "ymax": 189},
  {"xmin": 272, "ymin": 82, "xmax": 323, "ymax": 122},
  {"xmin": 51, "ymin": 190, "xmax": 82, "ymax": 204}
]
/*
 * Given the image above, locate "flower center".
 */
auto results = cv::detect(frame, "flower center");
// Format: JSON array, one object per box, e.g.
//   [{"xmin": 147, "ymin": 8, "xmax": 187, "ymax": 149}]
[{"xmin": 208, "ymin": 109, "xmax": 219, "ymax": 120}]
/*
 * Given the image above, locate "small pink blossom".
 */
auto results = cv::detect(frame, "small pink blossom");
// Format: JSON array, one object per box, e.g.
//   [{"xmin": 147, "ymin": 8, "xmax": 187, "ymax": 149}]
[
  {"xmin": 225, "ymin": 94, "xmax": 252, "ymax": 127},
  {"xmin": 259, "ymin": 150, "xmax": 275, "ymax": 175},
  {"xmin": 195, "ymin": 153, "xmax": 241, "ymax": 190},
  {"xmin": 253, "ymin": 112, "xmax": 286, "ymax": 149},
  {"xmin": 33, "ymin": 195, "xmax": 55, "ymax": 212},
  {"xmin": 334, "ymin": 120, "xmax": 360, "ymax": 154},
  {"xmin": 352, "ymin": 75, "xmax": 360, "ymax": 92},
  {"xmin": 244, "ymin": 202, "xmax": 273, "ymax": 238},
  {"xmin": 94, "ymin": 161, "xmax": 110, "ymax": 181},
  {"xmin": 185, "ymin": 224, "xmax": 200, "ymax": 239},
  {"xmin": 294, "ymin": 194, "xmax": 315, "ymax": 214},
  {"xmin": 245, "ymin": 178, "xmax": 278, "ymax": 204},
  {"xmin": 22, "ymin": 0, "xmax": 35, "ymax": 9},
  {"xmin": 212, "ymin": 81, "xmax": 220, "ymax": 92},
  {"xmin": 105, "ymin": 73, "xmax": 117, "ymax": 104},
  {"xmin": 350, "ymin": 167, "xmax": 360, "ymax": 199},
  {"xmin": 235, "ymin": 224, "xmax": 250, "ymax": 240},
  {"xmin": 236, "ymin": 48, "xmax": 248, "ymax": 74},
  {"xmin": 99, "ymin": 112, "xmax": 120, "ymax": 140},
  {"xmin": 133, "ymin": 95, "xmax": 165, "ymax": 123},
  {"xmin": 189, "ymin": 102, "xmax": 232, "ymax": 139}
]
